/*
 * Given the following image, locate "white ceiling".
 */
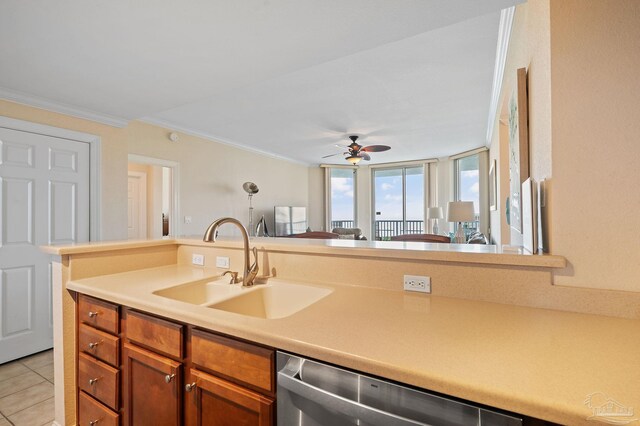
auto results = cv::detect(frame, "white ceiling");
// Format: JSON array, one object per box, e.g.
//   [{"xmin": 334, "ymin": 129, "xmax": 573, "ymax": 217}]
[{"xmin": 0, "ymin": 0, "xmax": 524, "ymax": 165}]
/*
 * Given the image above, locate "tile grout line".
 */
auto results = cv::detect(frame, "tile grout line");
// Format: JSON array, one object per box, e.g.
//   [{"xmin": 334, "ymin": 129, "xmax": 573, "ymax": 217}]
[{"xmin": 6, "ymin": 396, "xmax": 55, "ymax": 425}]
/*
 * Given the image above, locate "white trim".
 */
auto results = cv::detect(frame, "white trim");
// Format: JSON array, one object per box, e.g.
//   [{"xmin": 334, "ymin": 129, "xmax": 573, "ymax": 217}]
[
  {"xmin": 324, "ymin": 168, "xmax": 331, "ymax": 231},
  {"xmin": 0, "ymin": 87, "xmax": 129, "ymax": 128},
  {"xmin": 320, "ymin": 164, "xmax": 358, "ymax": 169},
  {"xmin": 369, "ymin": 158, "xmax": 437, "ymax": 169},
  {"xmin": 0, "ymin": 115, "xmax": 102, "ymax": 241},
  {"xmin": 141, "ymin": 117, "xmax": 310, "ymax": 167},
  {"xmin": 485, "ymin": 6, "xmax": 516, "ymax": 146},
  {"xmin": 449, "ymin": 146, "xmax": 488, "ymax": 161},
  {"xmin": 128, "ymin": 154, "xmax": 181, "ymax": 237}
]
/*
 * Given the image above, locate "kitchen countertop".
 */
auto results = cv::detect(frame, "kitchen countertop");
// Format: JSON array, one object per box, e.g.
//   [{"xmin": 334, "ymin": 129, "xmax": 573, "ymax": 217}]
[
  {"xmin": 43, "ymin": 236, "xmax": 567, "ymax": 268},
  {"xmin": 67, "ymin": 264, "xmax": 639, "ymax": 425}
]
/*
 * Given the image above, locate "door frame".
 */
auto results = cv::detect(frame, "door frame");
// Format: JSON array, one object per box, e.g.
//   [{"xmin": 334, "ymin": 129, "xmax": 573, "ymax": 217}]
[
  {"xmin": 0, "ymin": 116, "xmax": 102, "ymax": 240},
  {"xmin": 128, "ymin": 154, "xmax": 180, "ymax": 237}
]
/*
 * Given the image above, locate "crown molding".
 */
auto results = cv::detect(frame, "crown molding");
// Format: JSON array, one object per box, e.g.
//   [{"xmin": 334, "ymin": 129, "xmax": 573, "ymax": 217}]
[
  {"xmin": 0, "ymin": 86, "xmax": 129, "ymax": 128},
  {"xmin": 485, "ymin": 6, "xmax": 515, "ymax": 146},
  {"xmin": 140, "ymin": 117, "xmax": 310, "ymax": 166}
]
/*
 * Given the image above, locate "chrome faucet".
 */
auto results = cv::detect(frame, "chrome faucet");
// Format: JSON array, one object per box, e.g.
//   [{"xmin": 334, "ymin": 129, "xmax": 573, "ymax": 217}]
[{"xmin": 203, "ymin": 217, "xmax": 259, "ymax": 287}]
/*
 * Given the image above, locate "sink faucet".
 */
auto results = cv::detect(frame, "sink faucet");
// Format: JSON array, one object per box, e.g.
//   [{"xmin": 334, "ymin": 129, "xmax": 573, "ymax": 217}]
[{"xmin": 203, "ymin": 217, "xmax": 259, "ymax": 287}]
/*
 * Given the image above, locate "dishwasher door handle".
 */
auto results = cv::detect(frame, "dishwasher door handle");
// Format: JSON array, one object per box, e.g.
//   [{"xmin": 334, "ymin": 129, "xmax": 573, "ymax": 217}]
[{"xmin": 277, "ymin": 370, "xmax": 429, "ymax": 426}]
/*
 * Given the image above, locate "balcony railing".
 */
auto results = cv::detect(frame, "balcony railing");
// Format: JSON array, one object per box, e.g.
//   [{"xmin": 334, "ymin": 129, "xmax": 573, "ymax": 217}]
[
  {"xmin": 331, "ymin": 219, "xmax": 479, "ymax": 240},
  {"xmin": 330, "ymin": 220, "xmax": 355, "ymax": 230},
  {"xmin": 374, "ymin": 220, "xmax": 424, "ymax": 240}
]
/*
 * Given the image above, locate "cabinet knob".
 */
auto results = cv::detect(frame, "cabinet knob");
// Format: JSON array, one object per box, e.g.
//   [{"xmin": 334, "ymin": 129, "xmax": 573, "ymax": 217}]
[
  {"xmin": 185, "ymin": 382, "xmax": 197, "ymax": 392},
  {"xmin": 89, "ymin": 420, "xmax": 100, "ymax": 425},
  {"xmin": 88, "ymin": 377, "xmax": 100, "ymax": 385},
  {"xmin": 88, "ymin": 341, "xmax": 102, "ymax": 349},
  {"xmin": 164, "ymin": 373, "xmax": 176, "ymax": 383},
  {"xmin": 88, "ymin": 311, "xmax": 99, "ymax": 318}
]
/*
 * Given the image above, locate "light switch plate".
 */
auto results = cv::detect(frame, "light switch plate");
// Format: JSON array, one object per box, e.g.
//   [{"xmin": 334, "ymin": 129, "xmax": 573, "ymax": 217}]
[
  {"xmin": 216, "ymin": 256, "xmax": 230, "ymax": 269},
  {"xmin": 192, "ymin": 253, "xmax": 204, "ymax": 266}
]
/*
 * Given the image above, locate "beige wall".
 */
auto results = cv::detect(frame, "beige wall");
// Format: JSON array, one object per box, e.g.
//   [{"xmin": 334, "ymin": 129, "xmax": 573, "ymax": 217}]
[
  {"xmin": 489, "ymin": 0, "xmax": 552, "ymax": 249},
  {"xmin": 490, "ymin": 0, "xmax": 640, "ymax": 292},
  {"xmin": 126, "ymin": 121, "xmax": 309, "ymax": 237},
  {"xmin": 0, "ymin": 100, "xmax": 310, "ymax": 240},
  {"xmin": 550, "ymin": 0, "xmax": 640, "ymax": 291}
]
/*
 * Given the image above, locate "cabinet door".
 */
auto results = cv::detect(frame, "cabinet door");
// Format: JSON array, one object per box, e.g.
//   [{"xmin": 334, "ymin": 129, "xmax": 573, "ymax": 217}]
[
  {"xmin": 186, "ymin": 368, "xmax": 273, "ymax": 426},
  {"xmin": 123, "ymin": 342, "xmax": 182, "ymax": 426}
]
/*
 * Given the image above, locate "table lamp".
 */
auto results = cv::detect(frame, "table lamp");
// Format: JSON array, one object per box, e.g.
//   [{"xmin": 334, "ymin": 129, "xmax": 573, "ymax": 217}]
[
  {"xmin": 427, "ymin": 207, "xmax": 443, "ymax": 235},
  {"xmin": 447, "ymin": 201, "xmax": 475, "ymax": 243}
]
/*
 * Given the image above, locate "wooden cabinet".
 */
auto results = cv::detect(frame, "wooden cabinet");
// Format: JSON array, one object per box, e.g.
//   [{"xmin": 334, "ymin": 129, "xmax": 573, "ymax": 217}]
[
  {"xmin": 122, "ymin": 342, "xmax": 182, "ymax": 426},
  {"xmin": 187, "ymin": 329, "xmax": 275, "ymax": 426},
  {"xmin": 76, "ymin": 294, "xmax": 121, "ymax": 424},
  {"xmin": 186, "ymin": 369, "xmax": 274, "ymax": 426},
  {"xmin": 75, "ymin": 294, "xmax": 275, "ymax": 426},
  {"xmin": 78, "ymin": 391, "xmax": 120, "ymax": 426}
]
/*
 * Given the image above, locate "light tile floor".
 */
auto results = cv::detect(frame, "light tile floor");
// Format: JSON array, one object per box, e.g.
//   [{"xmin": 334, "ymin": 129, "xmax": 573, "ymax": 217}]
[{"xmin": 0, "ymin": 350, "xmax": 54, "ymax": 426}]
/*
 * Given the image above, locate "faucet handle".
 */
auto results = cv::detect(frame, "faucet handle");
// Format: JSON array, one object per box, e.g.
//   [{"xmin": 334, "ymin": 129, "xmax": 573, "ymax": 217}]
[{"xmin": 222, "ymin": 270, "xmax": 239, "ymax": 284}]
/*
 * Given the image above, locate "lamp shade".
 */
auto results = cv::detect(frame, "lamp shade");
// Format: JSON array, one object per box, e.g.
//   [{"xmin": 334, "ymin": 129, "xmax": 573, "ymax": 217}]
[
  {"xmin": 346, "ymin": 155, "xmax": 362, "ymax": 165},
  {"xmin": 447, "ymin": 201, "xmax": 475, "ymax": 222},
  {"xmin": 427, "ymin": 207, "xmax": 443, "ymax": 219}
]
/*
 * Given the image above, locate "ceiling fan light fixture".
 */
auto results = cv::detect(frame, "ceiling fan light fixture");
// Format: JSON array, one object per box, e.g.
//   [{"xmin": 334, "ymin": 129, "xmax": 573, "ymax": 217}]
[{"xmin": 346, "ymin": 155, "xmax": 362, "ymax": 165}]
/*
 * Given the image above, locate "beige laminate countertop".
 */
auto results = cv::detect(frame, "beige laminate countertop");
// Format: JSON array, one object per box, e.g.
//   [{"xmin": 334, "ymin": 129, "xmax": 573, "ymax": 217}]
[
  {"xmin": 67, "ymin": 264, "xmax": 638, "ymax": 425},
  {"xmin": 43, "ymin": 236, "xmax": 567, "ymax": 268}
]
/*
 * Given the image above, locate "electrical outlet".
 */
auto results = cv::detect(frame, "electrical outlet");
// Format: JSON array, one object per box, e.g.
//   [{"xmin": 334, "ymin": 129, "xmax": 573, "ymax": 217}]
[
  {"xmin": 403, "ymin": 275, "xmax": 431, "ymax": 293},
  {"xmin": 192, "ymin": 253, "xmax": 205, "ymax": 266},
  {"xmin": 184, "ymin": 216, "xmax": 192, "ymax": 224},
  {"xmin": 215, "ymin": 256, "xmax": 230, "ymax": 269}
]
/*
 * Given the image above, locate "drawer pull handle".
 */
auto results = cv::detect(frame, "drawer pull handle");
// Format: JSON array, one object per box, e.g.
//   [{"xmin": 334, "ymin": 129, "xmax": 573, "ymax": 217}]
[
  {"xmin": 185, "ymin": 382, "xmax": 197, "ymax": 392},
  {"xmin": 164, "ymin": 373, "xmax": 176, "ymax": 383},
  {"xmin": 88, "ymin": 377, "xmax": 100, "ymax": 386},
  {"xmin": 89, "ymin": 420, "xmax": 100, "ymax": 425},
  {"xmin": 88, "ymin": 340, "xmax": 102, "ymax": 349},
  {"xmin": 88, "ymin": 311, "xmax": 100, "ymax": 318}
]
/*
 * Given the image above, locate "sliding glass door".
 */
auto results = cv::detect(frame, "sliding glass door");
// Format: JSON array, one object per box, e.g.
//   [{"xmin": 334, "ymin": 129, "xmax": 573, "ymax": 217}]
[
  {"xmin": 372, "ymin": 166, "xmax": 424, "ymax": 240},
  {"xmin": 328, "ymin": 168, "xmax": 356, "ymax": 230}
]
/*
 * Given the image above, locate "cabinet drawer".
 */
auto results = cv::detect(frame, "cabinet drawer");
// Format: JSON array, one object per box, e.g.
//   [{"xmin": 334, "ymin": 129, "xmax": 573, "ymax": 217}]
[
  {"xmin": 125, "ymin": 309, "xmax": 184, "ymax": 360},
  {"xmin": 191, "ymin": 329, "xmax": 274, "ymax": 394},
  {"xmin": 78, "ymin": 352, "xmax": 120, "ymax": 411},
  {"xmin": 78, "ymin": 391, "xmax": 119, "ymax": 426},
  {"xmin": 78, "ymin": 294, "xmax": 119, "ymax": 335},
  {"xmin": 79, "ymin": 323, "xmax": 120, "ymax": 367}
]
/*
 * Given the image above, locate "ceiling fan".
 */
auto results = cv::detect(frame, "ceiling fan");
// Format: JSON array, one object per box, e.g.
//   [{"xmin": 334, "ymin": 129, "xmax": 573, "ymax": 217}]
[{"xmin": 322, "ymin": 135, "xmax": 391, "ymax": 164}]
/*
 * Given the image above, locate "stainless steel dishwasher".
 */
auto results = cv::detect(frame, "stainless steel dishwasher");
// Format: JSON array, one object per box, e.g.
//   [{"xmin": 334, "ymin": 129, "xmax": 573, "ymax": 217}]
[{"xmin": 277, "ymin": 352, "xmax": 522, "ymax": 426}]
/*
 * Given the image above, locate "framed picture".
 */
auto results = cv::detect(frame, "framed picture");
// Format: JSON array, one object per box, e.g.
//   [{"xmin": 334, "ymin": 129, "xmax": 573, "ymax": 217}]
[
  {"xmin": 489, "ymin": 159, "xmax": 497, "ymax": 211},
  {"xmin": 508, "ymin": 67, "xmax": 530, "ymax": 233}
]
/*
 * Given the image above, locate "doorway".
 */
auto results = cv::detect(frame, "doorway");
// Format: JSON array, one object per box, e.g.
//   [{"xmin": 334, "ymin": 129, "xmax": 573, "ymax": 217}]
[{"xmin": 127, "ymin": 154, "xmax": 179, "ymax": 239}]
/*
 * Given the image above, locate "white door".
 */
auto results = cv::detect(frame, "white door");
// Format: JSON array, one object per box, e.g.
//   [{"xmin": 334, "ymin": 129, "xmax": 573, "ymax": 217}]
[
  {"xmin": 0, "ymin": 127, "xmax": 89, "ymax": 363},
  {"xmin": 127, "ymin": 172, "xmax": 147, "ymax": 239}
]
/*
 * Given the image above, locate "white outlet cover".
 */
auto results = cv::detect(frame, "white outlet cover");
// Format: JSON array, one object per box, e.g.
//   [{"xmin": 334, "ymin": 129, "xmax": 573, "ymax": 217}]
[
  {"xmin": 192, "ymin": 253, "xmax": 205, "ymax": 266},
  {"xmin": 403, "ymin": 275, "xmax": 431, "ymax": 293}
]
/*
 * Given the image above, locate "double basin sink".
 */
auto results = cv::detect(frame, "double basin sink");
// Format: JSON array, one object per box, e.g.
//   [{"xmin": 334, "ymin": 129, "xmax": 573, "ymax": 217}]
[{"xmin": 153, "ymin": 276, "xmax": 333, "ymax": 319}]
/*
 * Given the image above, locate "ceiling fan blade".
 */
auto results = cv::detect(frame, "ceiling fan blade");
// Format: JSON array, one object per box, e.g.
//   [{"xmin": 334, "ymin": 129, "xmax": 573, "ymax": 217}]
[
  {"xmin": 360, "ymin": 153, "xmax": 371, "ymax": 161},
  {"xmin": 361, "ymin": 145, "xmax": 391, "ymax": 153},
  {"xmin": 321, "ymin": 152, "xmax": 343, "ymax": 159}
]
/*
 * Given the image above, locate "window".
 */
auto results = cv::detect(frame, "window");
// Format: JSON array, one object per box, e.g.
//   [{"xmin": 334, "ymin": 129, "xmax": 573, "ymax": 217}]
[
  {"xmin": 372, "ymin": 166, "xmax": 424, "ymax": 240},
  {"xmin": 454, "ymin": 154, "xmax": 480, "ymax": 236},
  {"xmin": 328, "ymin": 168, "xmax": 356, "ymax": 230}
]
